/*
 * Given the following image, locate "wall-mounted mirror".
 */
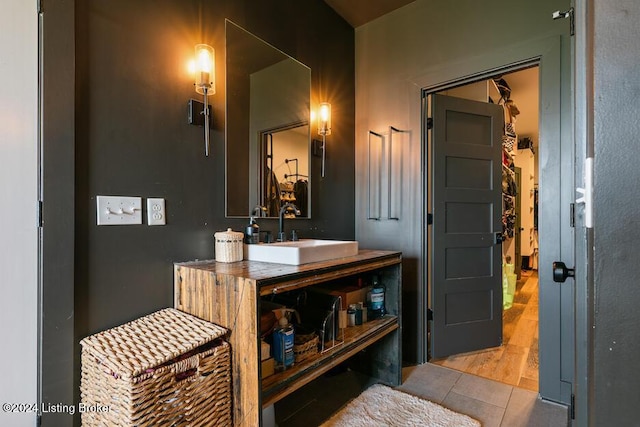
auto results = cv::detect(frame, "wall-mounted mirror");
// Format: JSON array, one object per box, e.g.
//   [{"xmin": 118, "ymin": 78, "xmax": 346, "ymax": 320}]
[{"xmin": 225, "ymin": 20, "xmax": 311, "ymax": 218}]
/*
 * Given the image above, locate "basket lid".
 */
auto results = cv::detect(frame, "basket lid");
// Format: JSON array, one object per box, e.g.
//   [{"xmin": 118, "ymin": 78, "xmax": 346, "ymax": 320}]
[
  {"xmin": 80, "ymin": 308, "xmax": 227, "ymax": 379},
  {"xmin": 214, "ymin": 228, "xmax": 244, "ymax": 241}
]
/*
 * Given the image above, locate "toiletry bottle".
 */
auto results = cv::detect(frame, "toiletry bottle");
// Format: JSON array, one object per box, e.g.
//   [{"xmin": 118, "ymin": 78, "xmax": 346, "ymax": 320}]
[
  {"xmin": 347, "ymin": 304, "xmax": 357, "ymax": 327},
  {"xmin": 368, "ymin": 275, "xmax": 386, "ymax": 320},
  {"xmin": 272, "ymin": 309, "xmax": 295, "ymax": 370},
  {"xmin": 358, "ymin": 302, "xmax": 366, "ymax": 323},
  {"xmin": 245, "ymin": 206, "xmax": 265, "ymax": 244},
  {"xmin": 245, "ymin": 216, "xmax": 260, "ymax": 244}
]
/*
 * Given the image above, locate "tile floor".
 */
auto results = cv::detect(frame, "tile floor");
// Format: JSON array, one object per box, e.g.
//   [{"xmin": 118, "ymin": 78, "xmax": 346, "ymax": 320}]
[
  {"xmin": 274, "ymin": 362, "xmax": 569, "ymax": 426},
  {"xmin": 399, "ymin": 363, "xmax": 569, "ymax": 427}
]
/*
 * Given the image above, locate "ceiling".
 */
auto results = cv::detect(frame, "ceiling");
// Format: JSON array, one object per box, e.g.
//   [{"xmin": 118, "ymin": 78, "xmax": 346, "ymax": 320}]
[{"xmin": 323, "ymin": 0, "xmax": 416, "ymax": 28}]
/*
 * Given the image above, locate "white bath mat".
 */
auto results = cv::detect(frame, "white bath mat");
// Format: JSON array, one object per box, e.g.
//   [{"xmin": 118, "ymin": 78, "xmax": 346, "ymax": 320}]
[{"xmin": 320, "ymin": 384, "xmax": 481, "ymax": 427}]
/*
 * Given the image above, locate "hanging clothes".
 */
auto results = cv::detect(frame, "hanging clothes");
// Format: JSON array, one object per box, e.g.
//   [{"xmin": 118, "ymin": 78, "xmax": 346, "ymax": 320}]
[
  {"xmin": 265, "ymin": 167, "xmax": 281, "ymax": 217},
  {"xmin": 501, "ymin": 159, "xmax": 518, "ymax": 239},
  {"xmin": 293, "ymin": 179, "xmax": 308, "ymax": 217}
]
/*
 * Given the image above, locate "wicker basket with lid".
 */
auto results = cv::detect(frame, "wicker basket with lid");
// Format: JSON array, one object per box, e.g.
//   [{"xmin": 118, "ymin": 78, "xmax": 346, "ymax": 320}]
[
  {"xmin": 214, "ymin": 228, "xmax": 244, "ymax": 262},
  {"xmin": 80, "ymin": 308, "xmax": 231, "ymax": 426}
]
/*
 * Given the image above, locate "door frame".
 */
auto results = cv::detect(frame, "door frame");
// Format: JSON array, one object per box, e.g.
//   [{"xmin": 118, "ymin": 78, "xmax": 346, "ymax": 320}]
[
  {"xmin": 419, "ymin": 35, "xmax": 576, "ymax": 405},
  {"xmin": 40, "ymin": 1, "xmax": 76, "ymax": 424}
]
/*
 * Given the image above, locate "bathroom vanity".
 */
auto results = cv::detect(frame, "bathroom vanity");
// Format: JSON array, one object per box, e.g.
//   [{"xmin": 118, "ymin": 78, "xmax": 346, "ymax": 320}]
[{"xmin": 174, "ymin": 249, "xmax": 402, "ymax": 426}]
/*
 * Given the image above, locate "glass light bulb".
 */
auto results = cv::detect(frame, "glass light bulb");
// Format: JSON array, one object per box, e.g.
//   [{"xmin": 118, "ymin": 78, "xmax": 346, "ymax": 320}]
[
  {"xmin": 319, "ymin": 103, "xmax": 330, "ymax": 122},
  {"xmin": 195, "ymin": 44, "xmax": 215, "ymax": 95},
  {"xmin": 197, "ymin": 48, "xmax": 212, "ymax": 73},
  {"xmin": 318, "ymin": 102, "xmax": 331, "ymax": 135}
]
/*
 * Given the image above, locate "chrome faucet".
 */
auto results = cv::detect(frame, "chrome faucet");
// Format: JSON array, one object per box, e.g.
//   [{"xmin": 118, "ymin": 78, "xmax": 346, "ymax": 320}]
[{"xmin": 278, "ymin": 203, "xmax": 300, "ymax": 242}]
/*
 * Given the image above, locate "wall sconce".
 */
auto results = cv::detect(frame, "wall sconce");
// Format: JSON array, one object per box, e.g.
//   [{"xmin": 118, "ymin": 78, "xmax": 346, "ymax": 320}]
[
  {"xmin": 317, "ymin": 102, "xmax": 331, "ymax": 177},
  {"xmin": 190, "ymin": 44, "xmax": 215, "ymax": 156}
]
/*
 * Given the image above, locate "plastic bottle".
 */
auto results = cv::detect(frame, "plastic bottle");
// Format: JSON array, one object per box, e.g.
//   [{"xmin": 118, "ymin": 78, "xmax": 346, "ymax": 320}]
[
  {"xmin": 360, "ymin": 302, "xmax": 368, "ymax": 323},
  {"xmin": 355, "ymin": 303, "xmax": 363, "ymax": 325},
  {"xmin": 245, "ymin": 206, "xmax": 265, "ymax": 244},
  {"xmin": 245, "ymin": 216, "xmax": 260, "ymax": 244},
  {"xmin": 347, "ymin": 304, "xmax": 357, "ymax": 327},
  {"xmin": 272, "ymin": 310, "xmax": 295, "ymax": 370},
  {"xmin": 368, "ymin": 275, "xmax": 386, "ymax": 320}
]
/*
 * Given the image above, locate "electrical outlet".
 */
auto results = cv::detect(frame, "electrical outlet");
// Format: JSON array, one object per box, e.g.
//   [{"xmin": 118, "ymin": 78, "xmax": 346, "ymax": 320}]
[{"xmin": 147, "ymin": 198, "xmax": 166, "ymax": 226}]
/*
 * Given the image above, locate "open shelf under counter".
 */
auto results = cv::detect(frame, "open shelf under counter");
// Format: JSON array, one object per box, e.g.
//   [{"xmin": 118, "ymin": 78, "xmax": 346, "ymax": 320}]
[
  {"xmin": 174, "ymin": 249, "xmax": 402, "ymax": 427},
  {"xmin": 262, "ymin": 315, "xmax": 399, "ymax": 407}
]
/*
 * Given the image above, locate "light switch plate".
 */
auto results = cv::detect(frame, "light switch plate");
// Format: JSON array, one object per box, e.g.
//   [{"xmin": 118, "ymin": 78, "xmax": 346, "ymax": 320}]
[
  {"xmin": 147, "ymin": 198, "xmax": 166, "ymax": 226},
  {"xmin": 96, "ymin": 196, "xmax": 142, "ymax": 225}
]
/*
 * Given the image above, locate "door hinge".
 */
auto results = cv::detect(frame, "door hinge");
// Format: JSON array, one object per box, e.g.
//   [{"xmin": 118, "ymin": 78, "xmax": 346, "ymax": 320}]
[
  {"xmin": 427, "ymin": 308, "xmax": 433, "ymax": 321},
  {"xmin": 426, "ymin": 118, "xmax": 433, "ymax": 130},
  {"xmin": 37, "ymin": 200, "xmax": 43, "ymax": 228},
  {"xmin": 427, "ymin": 213, "xmax": 433, "ymax": 225},
  {"xmin": 569, "ymin": 203, "xmax": 575, "ymax": 227},
  {"xmin": 37, "ymin": 414, "xmax": 42, "ymax": 427},
  {"xmin": 38, "ymin": 0, "xmax": 43, "ymax": 14},
  {"xmin": 571, "ymin": 393, "xmax": 576, "ymax": 419},
  {"xmin": 552, "ymin": 7, "xmax": 575, "ymax": 36}
]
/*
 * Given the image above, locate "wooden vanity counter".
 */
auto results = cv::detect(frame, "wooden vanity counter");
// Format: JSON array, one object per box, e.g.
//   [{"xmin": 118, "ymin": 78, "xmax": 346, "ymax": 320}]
[{"xmin": 174, "ymin": 249, "xmax": 402, "ymax": 426}]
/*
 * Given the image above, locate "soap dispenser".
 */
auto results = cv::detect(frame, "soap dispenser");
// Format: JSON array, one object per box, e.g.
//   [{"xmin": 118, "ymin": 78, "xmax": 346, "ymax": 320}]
[
  {"xmin": 245, "ymin": 206, "xmax": 265, "ymax": 244},
  {"xmin": 245, "ymin": 216, "xmax": 260, "ymax": 244}
]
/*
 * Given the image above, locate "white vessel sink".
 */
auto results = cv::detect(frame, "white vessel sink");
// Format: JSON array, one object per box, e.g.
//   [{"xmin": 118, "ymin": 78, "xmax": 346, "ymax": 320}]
[{"xmin": 244, "ymin": 239, "xmax": 358, "ymax": 265}]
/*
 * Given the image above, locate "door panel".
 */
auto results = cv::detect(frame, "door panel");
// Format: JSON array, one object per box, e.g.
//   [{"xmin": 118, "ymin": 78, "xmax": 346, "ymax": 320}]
[
  {"xmin": 445, "ymin": 111, "xmax": 493, "ymax": 145},
  {"xmin": 430, "ymin": 93, "xmax": 504, "ymax": 358},
  {"xmin": 446, "ymin": 157, "xmax": 492, "ymax": 188},
  {"xmin": 446, "ymin": 202, "xmax": 492, "ymax": 233}
]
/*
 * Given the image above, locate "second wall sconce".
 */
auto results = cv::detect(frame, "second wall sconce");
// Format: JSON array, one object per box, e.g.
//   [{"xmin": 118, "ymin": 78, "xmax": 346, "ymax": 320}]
[
  {"xmin": 189, "ymin": 44, "xmax": 216, "ymax": 156},
  {"xmin": 317, "ymin": 102, "xmax": 331, "ymax": 177}
]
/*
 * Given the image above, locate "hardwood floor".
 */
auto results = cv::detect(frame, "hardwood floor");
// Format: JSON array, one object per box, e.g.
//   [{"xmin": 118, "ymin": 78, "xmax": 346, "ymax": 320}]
[{"xmin": 431, "ymin": 270, "xmax": 539, "ymax": 391}]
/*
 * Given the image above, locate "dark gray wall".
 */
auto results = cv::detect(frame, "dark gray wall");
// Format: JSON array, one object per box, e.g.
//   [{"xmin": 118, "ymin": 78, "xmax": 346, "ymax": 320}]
[
  {"xmin": 592, "ymin": 0, "xmax": 640, "ymax": 424},
  {"xmin": 74, "ymin": 0, "xmax": 354, "ymax": 330},
  {"xmin": 45, "ymin": 1, "xmax": 354, "ymax": 425}
]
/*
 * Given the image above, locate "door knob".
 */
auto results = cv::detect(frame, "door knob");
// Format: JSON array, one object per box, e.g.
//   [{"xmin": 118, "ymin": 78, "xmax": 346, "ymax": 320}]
[{"xmin": 552, "ymin": 261, "xmax": 575, "ymax": 283}]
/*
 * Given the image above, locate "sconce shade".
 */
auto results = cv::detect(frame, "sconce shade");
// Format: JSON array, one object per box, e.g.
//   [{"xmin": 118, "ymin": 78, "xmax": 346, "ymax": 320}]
[
  {"xmin": 195, "ymin": 44, "xmax": 215, "ymax": 95},
  {"xmin": 191, "ymin": 44, "xmax": 215, "ymax": 156},
  {"xmin": 318, "ymin": 102, "xmax": 331, "ymax": 136},
  {"xmin": 318, "ymin": 102, "xmax": 331, "ymax": 177}
]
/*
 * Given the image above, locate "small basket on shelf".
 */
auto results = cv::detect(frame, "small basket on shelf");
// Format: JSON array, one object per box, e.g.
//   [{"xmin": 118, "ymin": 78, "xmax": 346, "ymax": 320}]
[{"xmin": 293, "ymin": 332, "xmax": 319, "ymax": 363}]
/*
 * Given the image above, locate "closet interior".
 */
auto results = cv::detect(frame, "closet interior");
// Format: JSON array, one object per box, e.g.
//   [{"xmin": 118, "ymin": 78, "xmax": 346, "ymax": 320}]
[
  {"xmin": 431, "ymin": 66, "xmax": 541, "ymax": 391},
  {"xmin": 261, "ymin": 126, "xmax": 309, "ymax": 217}
]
